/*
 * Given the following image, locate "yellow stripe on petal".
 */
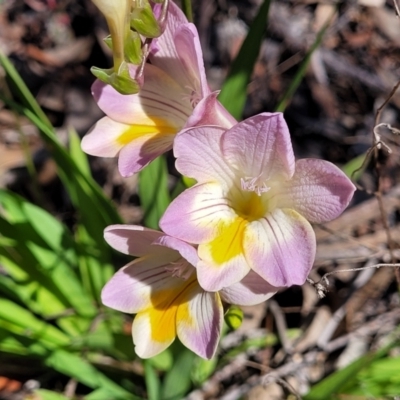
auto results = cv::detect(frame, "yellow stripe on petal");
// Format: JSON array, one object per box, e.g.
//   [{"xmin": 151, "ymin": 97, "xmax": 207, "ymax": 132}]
[
  {"xmin": 208, "ymin": 217, "xmax": 247, "ymax": 265},
  {"xmin": 116, "ymin": 116, "xmax": 177, "ymax": 146},
  {"xmin": 146, "ymin": 305, "xmax": 177, "ymax": 343},
  {"xmin": 145, "ymin": 279, "xmax": 196, "ymax": 343}
]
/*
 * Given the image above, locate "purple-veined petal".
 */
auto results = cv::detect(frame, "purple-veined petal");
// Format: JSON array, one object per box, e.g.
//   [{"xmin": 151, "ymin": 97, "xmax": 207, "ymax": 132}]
[
  {"xmin": 150, "ymin": 1, "xmax": 188, "ymax": 63},
  {"xmin": 274, "ymin": 159, "xmax": 356, "ymax": 223},
  {"xmin": 154, "ymin": 236, "xmax": 199, "ymax": 267},
  {"xmin": 92, "ymin": 63, "xmax": 192, "ymax": 127},
  {"xmin": 173, "ymin": 126, "xmax": 235, "ymax": 184},
  {"xmin": 220, "ymin": 270, "xmax": 279, "ymax": 306},
  {"xmin": 184, "ymin": 92, "xmax": 236, "ymax": 130},
  {"xmin": 244, "ymin": 209, "xmax": 316, "ymax": 287},
  {"xmin": 104, "ymin": 225, "xmax": 164, "ymax": 256},
  {"xmin": 101, "ymin": 253, "xmax": 184, "ymax": 313},
  {"xmin": 221, "ymin": 113, "xmax": 295, "ymax": 188},
  {"xmin": 177, "ymin": 281, "xmax": 223, "ymax": 359},
  {"xmin": 150, "ymin": 4, "xmax": 208, "ymax": 98},
  {"xmin": 131, "ymin": 274, "xmax": 198, "ymax": 358},
  {"xmin": 196, "ymin": 216, "xmax": 251, "ymax": 291},
  {"xmin": 160, "ymin": 182, "xmax": 235, "ymax": 244},
  {"xmin": 174, "ymin": 24, "xmax": 210, "ymax": 98}
]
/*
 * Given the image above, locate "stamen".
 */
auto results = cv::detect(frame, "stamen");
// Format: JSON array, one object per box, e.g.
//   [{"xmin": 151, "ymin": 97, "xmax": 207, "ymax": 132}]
[
  {"xmin": 241, "ymin": 176, "xmax": 270, "ymax": 196},
  {"xmin": 165, "ymin": 259, "xmax": 194, "ymax": 280}
]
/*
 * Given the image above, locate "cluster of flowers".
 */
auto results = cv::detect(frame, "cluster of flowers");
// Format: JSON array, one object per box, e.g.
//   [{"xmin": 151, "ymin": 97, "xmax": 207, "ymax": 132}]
[{"xmin": 82, "ymin": 1, "xmax": 356, "ymax": 359}]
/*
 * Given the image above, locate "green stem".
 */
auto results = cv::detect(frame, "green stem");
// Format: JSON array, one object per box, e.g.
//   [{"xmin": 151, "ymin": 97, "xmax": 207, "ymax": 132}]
[
  {"xmin": 181, "ymin": 0, "xmax": 193, "ymax": 22},
  {"xmin": 275, "ymin": 8, "xmax": 336, "ymax": 112}
]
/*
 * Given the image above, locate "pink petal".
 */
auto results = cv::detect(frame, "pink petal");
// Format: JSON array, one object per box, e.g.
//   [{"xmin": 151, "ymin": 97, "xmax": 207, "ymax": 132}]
[
  {"xmin": 220, "ymin": 271, "xmax": 279, "ymax": 306},
  {"xmin": 92, "ymin": 63, "xmax": 191, "ymax": 127},
  {"xmin": 101, "ymin": 253, "xmax": 182, "ymax": 313},
  {"xmin": 184, "ymin": 92, "xmax": 237, "ymax": 130},
  {"xmin": 174, "ymin": 24, "xmax": 210, "ymax": 98},
  {"xmin": 275, "ymin": 159, "xmax": 356, "ymax": 223},
  {"xmin": 104, "ymin": 225, "xmax": 163, "ymax": 256},
  {"xmin": 160, "ymin": 182, "xmax": 235, "ymax": 244},
  {"xmin": 154, "ymin": 236, "xmax": 199, "ymax": 267},
  {"xmin": 81, "ymin": 117, "xmax": 126, "ymax": 158},
  {"xmin": 150, "ymin": 4, "xmax": 208, "ymax": 97},
  {"xmin": 150, "ymin": 2, "xmax": 188, "ymax": 62},
  {"xmin": 197, "ymin": 252, "xmax": 250, "ymax": 292},
  {"xmin": 173, "ymin": 126, "xmax": 234, "ymax": 184},
  {"xmin": 117, "ymin": 129, "xmax": 174, "ymax": 176},
  {"xmin": 245, "ymin": 209, "xmax": 316, "ymax": 287},
  {"xmin": 177, "ymin": 283, "xmax": 223, "ymax": 359},
  {"xmin": 221, "ymin": 113, "xmax": 295, "ymax": 182}
]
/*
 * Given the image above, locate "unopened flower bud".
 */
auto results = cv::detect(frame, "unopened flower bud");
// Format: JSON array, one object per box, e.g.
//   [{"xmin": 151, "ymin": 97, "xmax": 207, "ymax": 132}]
[{"xmin": 131, "ymin": 0, "xmax": 161, "ymax": 38}]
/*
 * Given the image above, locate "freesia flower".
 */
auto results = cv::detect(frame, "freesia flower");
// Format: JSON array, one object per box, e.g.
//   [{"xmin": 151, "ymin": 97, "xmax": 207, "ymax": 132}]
[
  {"xmin": 160, "ymin": 113, "xmax": 356, "ymax": 292},
  {"xmin": 82, "ymin": 2, "xmax": 235, "ymax": 177},
  {"xmin": 101, "ymin": 225, "xmax": 277, "ymax": 359}
]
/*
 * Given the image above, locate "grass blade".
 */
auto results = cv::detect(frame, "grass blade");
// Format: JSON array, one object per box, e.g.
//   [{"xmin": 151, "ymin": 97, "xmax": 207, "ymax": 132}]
[
  {"xmin": 275, "ymin": 10, "xmax": 335, "ymax": 112},
  {"xmin": 138, "ymin": 155, "xmax": 170, "ymax": 229},
  {"xmin": 218, "ymin": 0, "xmax": 271, "ymax": 119}
]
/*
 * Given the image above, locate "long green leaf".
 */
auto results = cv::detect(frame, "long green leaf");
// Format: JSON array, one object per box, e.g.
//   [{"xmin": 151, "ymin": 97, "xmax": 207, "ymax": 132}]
[
  {"xmin": 0, "ymin": 189, "xmax": 97, "ymax": 317},
  {"xmin": 218, "ymin": 0, "xmax": 271, "ymax": 119},
  {"xmin": 0, "ymin": 299, "xmax": 70, "ymax": 348},
  {"xmin": 161, "ymin": 347, "xmax": 196, "ymax": 400},
  {"xmin": 34, "ymin": 390, "xmax": 70, "ymax": 400},
  {"xmin": 139, "ymin": 156, "xmax": 170, "ymax": 229},
  {"xmin": 45, "ymin": 349, "xmax": 136, "ymax": 399},
  {"xmin": 144, "ymin": 360, "xmax": 161, "ymax": 400},
  {"xmin": 0, "ymin": 326, "xmax": 48, "ymax": 356},
  {"xmin": 0, "ymin": 52, "xmax": 122, "ymax": 247}
]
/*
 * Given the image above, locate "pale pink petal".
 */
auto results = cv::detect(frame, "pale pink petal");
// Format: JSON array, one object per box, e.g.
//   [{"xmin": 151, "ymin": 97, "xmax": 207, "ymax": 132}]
[
  {"xmin": 177, "ymin": 283, "xmax": 223, "ymax": 359},
  {"xmin": 221, "ymin": 113, "xmax": 295, "ymax": 183},
  {"xmin": 154, "ymin": 236, "xmax": 199, "ymax": 267},
  {"xmin": 104, "ymin": 225, "xmax": 163, "ymax": 256},
  {"xmin": 81, "ymin": 117, "xmax": 126, "ymax": 158},
  {"xmin": 184, "ymin": 92, "xmax": 237, "ymax": 130},
  {"xmin": 160, "ymin": 182, "xmax": 235, "ymax": 244},
  {"xmin": 92, "ymin": 64, "xmax": 191, "ymax": 127},
  {"xmin": 117, "ymin": 130, "xmax": 174, "ymax": 176},
  {"xmin": 101, "ymin": 254, "xmax": 182, "ymax": 313},
  {"xmin": 220, "ymin": 271, "xmax": 279, "ymax": 306},
  {"xmin": 173, "ymin": 126, "xmax": 235, "ymax": 184},
  {"xmin": 174, "ymin": 24, "xmax": 209, "ymax": 98},
  {"xmin": 274, "ymin": 159, "xmax": 356, "ymax": 223},
  {"xmin": 151, "ymin": 4, "xmax": 207, "ymax": 97},
  {"xmin": 150, "ymin": 2, "xmax": 188, "ymax": 63},
  {"xmin": 196, "ymin": 251, "xmax": 250, "ymax": 292},
  {"xmin": 244, "ymin": 209, "xmax": 316, "ymax": 287}
]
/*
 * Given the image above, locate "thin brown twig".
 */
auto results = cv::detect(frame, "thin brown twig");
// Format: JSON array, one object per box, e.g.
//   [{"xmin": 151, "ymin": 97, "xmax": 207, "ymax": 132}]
[
  {"xmin": 393, "ymin": 0, "xmax": 400, "ymax": 17},
  {"xmin": 372, "ymin": 79, "xmax": 400, "ymax": 283},
  {"xmin": 307, "ymin": 262, "xmax": 400, "ymax": 298}
]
